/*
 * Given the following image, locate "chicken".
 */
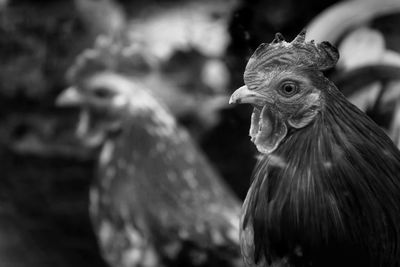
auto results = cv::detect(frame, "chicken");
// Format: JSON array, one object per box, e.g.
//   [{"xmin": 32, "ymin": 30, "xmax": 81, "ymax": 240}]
[
  {"xmin": 64, "ymin": 36, "xmax": 229, "ymax": 141},
  {"xmin": 56, "ymin": 58, "xmax": 242, "ymax": 267},
  {"xmin": 229, "ymin": 31, "xmax": 400, "ymax": 267}
]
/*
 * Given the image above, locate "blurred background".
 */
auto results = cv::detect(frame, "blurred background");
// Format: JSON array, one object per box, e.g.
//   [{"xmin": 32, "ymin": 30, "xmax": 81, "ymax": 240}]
[{"xmin": 1, "ymin": 0, "xmax": 400, "ymax": 266}]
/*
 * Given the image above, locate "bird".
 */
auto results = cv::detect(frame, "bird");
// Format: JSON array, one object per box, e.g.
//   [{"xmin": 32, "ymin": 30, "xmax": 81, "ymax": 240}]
[
  {"xmin": 56, "ymin": 48, "xmax": 242, "ymax": 267},
  {"xmin": 229, "ymin": 30, "xmax": 400, "ymax": 267},
  {"xmin": 63, "ymin": 35, "xmax": 229, "ymax": 142}
]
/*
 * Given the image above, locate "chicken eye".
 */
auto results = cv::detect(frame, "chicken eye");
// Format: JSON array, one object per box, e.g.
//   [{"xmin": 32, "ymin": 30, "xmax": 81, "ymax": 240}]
[
  {"xmin": 92, "ymin": 87, "xmax": 114, "ymax": 99},
  {"xmin": 279, "ymin": 82, "xmax": 299, "ymax": 97}
]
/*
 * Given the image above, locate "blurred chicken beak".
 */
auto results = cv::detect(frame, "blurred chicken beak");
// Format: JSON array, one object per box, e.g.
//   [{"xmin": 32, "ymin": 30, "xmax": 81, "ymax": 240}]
[
  {"xmin": 56, "ymin": 86, "xmax": 84, "ymax": 107},
  {"xmin": 229, "ymin": 85, "xmax": 266, "ymax": 105}
]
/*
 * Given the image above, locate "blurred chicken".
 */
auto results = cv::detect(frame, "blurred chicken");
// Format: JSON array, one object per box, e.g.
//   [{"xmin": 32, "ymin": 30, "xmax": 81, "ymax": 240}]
[
  {"xmin": 56, "ymin": 47, "xmax": 242, "ymax": 267},
  {"xmin": 230, "ymin": 31, "xmax": 400, "ymax": 267},
  {"xmin": 72, "ymin": 0, "xmax": 235, "ymax": 141},
  {"xmin": 65, "ymin": 36, "xmax": 229, "ymax": 141}
]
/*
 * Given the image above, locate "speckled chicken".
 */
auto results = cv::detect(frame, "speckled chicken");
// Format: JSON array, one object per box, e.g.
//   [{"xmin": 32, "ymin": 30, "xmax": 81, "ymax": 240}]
[
  {"xmin": 56, "ymin": 48, "xmax": 241, "ymax": 267},
  {"xmin": 230, "ymin": 31, "xmax": 400, "ymax": 267}
]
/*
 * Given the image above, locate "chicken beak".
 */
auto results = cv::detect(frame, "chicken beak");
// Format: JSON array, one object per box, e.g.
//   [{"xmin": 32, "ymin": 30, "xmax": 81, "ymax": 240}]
[
  {"xmin": 230, "ymin": 85, "xmax": 287, "ymax": 155},
  {"xmin": 56, "ymin": 86, "xmax": 84, "ymax": 107},
  {"xmin": 229, "ymin": 85, "xmax": 266, "ymax": 105}
]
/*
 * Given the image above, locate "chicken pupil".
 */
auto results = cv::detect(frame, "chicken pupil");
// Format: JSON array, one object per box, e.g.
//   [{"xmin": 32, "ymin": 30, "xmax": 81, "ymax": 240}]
[
  {"xmin": 283, "ymin": 84, "xmax": 294, "ymax": 93},
  {"xmin": 92, "ymin": 86, "xmax": 113, "ymax": 98}
]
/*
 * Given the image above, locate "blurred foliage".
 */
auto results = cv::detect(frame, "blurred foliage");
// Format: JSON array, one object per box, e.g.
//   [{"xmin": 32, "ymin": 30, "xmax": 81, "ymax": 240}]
[
  {"xmin": 0, "ymin": 1, "xmax": 89, "ymax": 99},
  {"xmin": 305, "ymin": 0, "xmax": 400, "ymax": 145}
]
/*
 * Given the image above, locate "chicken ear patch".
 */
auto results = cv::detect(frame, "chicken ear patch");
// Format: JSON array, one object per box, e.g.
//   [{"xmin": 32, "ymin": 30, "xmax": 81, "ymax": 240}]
[{"xmin": 250, "ymin": 106, "xmax": 287, "ymax": 154}]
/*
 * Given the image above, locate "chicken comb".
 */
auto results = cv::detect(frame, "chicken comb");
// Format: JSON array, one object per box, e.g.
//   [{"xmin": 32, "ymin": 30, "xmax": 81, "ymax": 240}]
[
  {"xmin": 67, "ymin": 35, "xmax": 156, "ymax": 83},
  {"xmin": 246, "ymin": 30, "xmax": 339, "ymax": 72}
]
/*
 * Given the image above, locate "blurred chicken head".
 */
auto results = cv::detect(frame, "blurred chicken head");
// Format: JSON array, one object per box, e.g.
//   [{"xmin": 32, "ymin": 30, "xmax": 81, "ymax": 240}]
[{"xmin": 57, "ymin": 72, "xmax": 136, "ymax": 147}]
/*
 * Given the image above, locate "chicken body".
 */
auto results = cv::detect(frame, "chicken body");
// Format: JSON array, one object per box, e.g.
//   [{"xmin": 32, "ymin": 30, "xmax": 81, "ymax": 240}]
[
  {"xmin": 230, "ymin": 32, "xmax": 400, "ymax": 267},
  {"xmin": 57, "ymin": 72, "xmax": 241, "ymax": 267}
]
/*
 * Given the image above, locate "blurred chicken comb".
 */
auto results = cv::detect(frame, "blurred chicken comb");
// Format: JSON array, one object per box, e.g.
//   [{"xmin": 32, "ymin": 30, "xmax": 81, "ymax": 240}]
[{"xmin": 67, "ymin": 36, "xmax": 156, "ymax": 84}]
